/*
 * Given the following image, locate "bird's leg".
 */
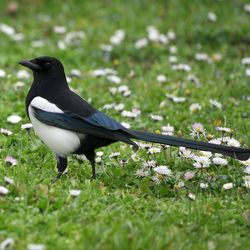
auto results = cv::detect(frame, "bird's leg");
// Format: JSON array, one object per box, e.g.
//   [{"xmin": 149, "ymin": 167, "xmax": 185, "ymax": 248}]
[
  {"xmin": 85, "ymin": 150, "xmax": 96, "ymax": 179},
  {"xmin": 53, "ymin": 156, "xmax": 67, "ymax": 181}
]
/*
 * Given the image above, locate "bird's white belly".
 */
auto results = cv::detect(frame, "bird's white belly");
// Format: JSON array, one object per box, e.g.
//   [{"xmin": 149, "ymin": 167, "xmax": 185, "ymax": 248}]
[{"xmin": 28, "ymin": 97, "xmax": 81, "ymax": 157}]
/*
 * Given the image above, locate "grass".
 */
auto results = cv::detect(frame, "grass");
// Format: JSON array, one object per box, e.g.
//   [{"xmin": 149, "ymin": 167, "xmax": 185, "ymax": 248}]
[{"xmin": 0, "ymin": 0, "xmax": 250, "ymax": 249}]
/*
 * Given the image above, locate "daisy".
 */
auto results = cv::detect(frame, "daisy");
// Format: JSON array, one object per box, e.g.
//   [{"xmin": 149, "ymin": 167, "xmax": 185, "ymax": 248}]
[
  {"xmin": 0, "ymin": 128, "xmax": 13, "ymax": 136},
  {"xmin": 0, "ymin": 69, "xmax": 6, "ymax": 78},
  {"xmin": 167, "ymin": 30, "xmax": 176, "ymax": 40},
  {"xmin": 156, "ymin": 74, "xmax": 167, "ymax": 83},
  {"xmin": 188, "ymin": 193, "xmax": 196, "ymax": 200},
  {"xmin": 212, "ymin": 157, "xmax": 228, "ymax": 166},
  {"xmin": 189, "ymin": 103, "xmax": 202, "ymax": 113},
  {"xmin": 70, "ymin": 69, "xmax": 81, "ymax": 77},
  {"xmin": 243, "ymin": 176, "xmax": 250, "ymax": 188},
  {"xmin": 110, "ymin": 29, "xmax": 125, "ymax": 45},
  {"xmin": 0, "ymin": 186, "xmax": 9, "ymax": 195},
  {"xmin": 69, "ymin": 189, "xmax": 81, "ymax": 197},
  {"xmin": 190, "ymin": 122, "xmax": 206, "ymax": 138},
  {"xmin": 150, "ymin": 114, "xmax": 163, "ymax": 121},
  {"xmin": 209, "ymin": 99, "xmax": 222, "ymax": 109},
  {"xmin": 134, "ymin": 38, "xmax": 148, "ymax": 49},
  {"xmin": 222, "ymin": 183, "xmax": 233, "ymax": 190},
  {"xmin": 200, "ymin": 183, "xmax": 208, "ymax": 189},
  {"xmin": 193, "ymin": 156, "xmax": 211, "ymax": 168},
  {"xmin": 109, "ymin": 152, "xmax": 121, "ymax": 159},
  {"xmin": 17, "ymin": 69, "xmax": 30, "ymax": 79},
  {"xmin": 5, "ymin": 156, "xmax": 17, "ymax": 166},
  {"xmin": 7, "ymin": 115, "xmax": 22, "ymax": 124},
  {"xmin": 208, "ymin": 12, "xmax": 217, "ymax": 22},
  {"xmin": 27, "ymin": 244, "xmax": 45, "ymax": 250},
  {"xmin": 107, "ymin": 75, "xmax": 121, "ymax": 84},
  {"xmin": 241, "ymin": 57, "xmax": 250, "ymax": 65},
  {"xmin": 135, "ymin": 168, "xmax": 150, "ymax": 177},
  {"xmin": 53, "ymin": 26, "xmax": 67, "ymax": 34},
  {"xmin": 148, "ymin": 147, "xmax": 161, "ymax": 154},
  {"xmin": 4, "ymin": 176, "xmax": 14, "ymax": 185},
  {"xmin": 21, "ymin": 123, "xmax": 33, "ymax": 130},
  {"xmin": 153, "ymin": 165, "xmax": 172, "ymax": 176},
  {"xmin": 216, "ymin": 127, "xmax": 232, "ymax": 133},
  {"xmin": 179, "ymin": 147, "xmax": 193, "ymax": 159},
  {"xmin": 184, "ymin": 171, "xmax": 195, "ymax": 180}
]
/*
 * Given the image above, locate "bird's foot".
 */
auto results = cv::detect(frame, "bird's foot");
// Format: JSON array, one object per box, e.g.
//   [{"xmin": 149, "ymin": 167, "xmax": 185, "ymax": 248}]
[{"xmin": 52, "ymin": 172, "xmax": 64, "ymax": 183}]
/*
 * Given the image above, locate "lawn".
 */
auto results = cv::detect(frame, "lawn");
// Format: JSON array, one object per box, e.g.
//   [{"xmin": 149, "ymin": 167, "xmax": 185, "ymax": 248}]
[{"xmin": 0, "ymin": 0, "xmax": 250, "ymax": 249}]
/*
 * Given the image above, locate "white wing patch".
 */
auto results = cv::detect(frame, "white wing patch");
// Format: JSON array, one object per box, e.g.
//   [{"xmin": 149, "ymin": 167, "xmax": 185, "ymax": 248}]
[
  {"xmin": 30, "ymin": 96, "xmax": 63, "ymax": 113},
  {"xmin": 29, "ymin": 96, "xmax": 82, "ymax": 157}
]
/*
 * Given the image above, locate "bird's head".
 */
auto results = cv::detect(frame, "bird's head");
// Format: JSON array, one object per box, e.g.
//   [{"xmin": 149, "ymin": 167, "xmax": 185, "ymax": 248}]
[{"xmin": 19, "ymin": 56, "xmax": 66, "ymax": 82}]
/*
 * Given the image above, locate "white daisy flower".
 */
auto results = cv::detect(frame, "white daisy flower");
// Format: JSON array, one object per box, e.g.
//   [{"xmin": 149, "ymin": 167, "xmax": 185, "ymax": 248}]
[
  {"xmin": 243, "ymin": 176, "xmax": 250, "ymax": 188},
  {"xmin": 70, "ymin": 69, "xmax": 81, "ymax": 77},
  {"xmin": 190, "ymin": 122, "xmax": 206, "ymax": 138},
  {"xmin": 57, "ymin": 40, "xmax": 67, "ymax": 50},
  {"xmin": 4, "ymin": 176, "xmax": 14, "ymax": 185},
  {"xmin": 222, "ymin": 183, "xmax": 234, "ymax": 190},
  {"xmin": 169, "ymin": 46, "xmax": 177, "ymax": 54},
  {"xmin": 152, "ymin": 176, "xmax": 161, "ymax": 185},
  {"xmin": 168, "ymin": 56, "xmax": 178, "ymax": 64},
  {"xmin": 216, "ymin": 127, "xmax": 232, "ymax": 133},
  {"xmin": 226, "ymin": 138, "xmax": 240, "ymax": 147},
  {"xmin": 209, "ymin": 138, "xmax": 221, "ymax": 145},
  {"xmin": 242, "ymin": 57, "xmax": 250, "ymax": 65},
  {"xmin": 114, "ymin": 103, "xmax": 125, "ymax": 112},
  {"xmin": 200, "ymin": 183, "xmax": 208, "ymax": 189},
  {"xmin": 69, "ymin": 189, "xmax": 81, "ymax": 197},
  {"xmin": 148, "ymin": 147, "xmax": 161, "ymax": 154},
  {"xmin": 0, "ymin": 69, "xmax": 6, "ymax": 78},
  {"xmin": 134, "ymin": 38, "xmax": 148, "ymax": 49},
  {"xmin": 121, "ymin": 108, "xmax": 140, "ymax": 118},
  {"xmin": 184, "ymin": 171, "xmax": 195, "ymax": 180},
  {"xmin": 243, "ymin": 166, "xmax": 250, "ymax": 174},
  {"xmin": 14, "ymin": 81, "xmax": 25, "ymax": 88},
  {"xmin": 102, "ymin": 103, "xmax": 115, "ymax": 110},
  {"xmin": 245, "ymin": 68, "xmax": 250, "ymax": 77},
  {"xmin": 0, "ymin": 23, "xmax": 15, "ymax": 36},
  {"xmin": 193, "ymin": 156, "xmax": 211, "ymax": 168},
  {"xmin": 0, "ymin": 186, "xmax": 9, "ymax": 195},
  {"xmin": 153, "ymin": 165, "xmax": 172, "ymax": 176},
  {"xmin": 172, "ymin": 63, "xmax": 191, "ymax": 71},
  {"xmin": 21, "ymin": 123, "xmax": 33, "ymax": 130},
  {"xmin": 131, "ymin": 153, "xmax": 140, "ymax": 162},
  {"xmin": 5, "ymin": 156, "xmax": 17, "ymax": 166},
  {"xmin": 167, "ymin": 30, "xmax": 176, "ymax": 40},
  {"xmin": 0, "ymin": 238, "xmax": 14, "ymax": 250},
  {"xmin": 7, "ymin": 115, "xmax": 22, "ymax": 124},
  {"xmin": 147, "ymin": 26, "xmax": 159, "ymax": 42},
  {"xmin": 110, "ymin": 29, "xmax": 125, "ymax": 45},
  {"xmin": 212, "ymin": 157, "xmax": 228, "ymax": 166},
  {"xmin": 109, "ymin": 152, "xmax": 121, "ymax": 159},
  {"xmin": 240, "ymin": 158, "xmax": 250, "ymax": 167},
  {"xmin": 142, "ymin": 160, "xmax": 157, "ymax": 168},
  {"xmin": 64, "ymin": 31, "xmax": 85, "ymax": 45},
  {"xmin": 135, "ymin": 168, "xmax": 150, "ymax": 177},
  {"xmin": 188, "ymin": 193, "xmax": 196, "ymax": 200},
  {"xmin": 17, "ymin": 69, "xmax": 30, "ymax": 79},
  {"xmin": 189, "ymin": 103, "xmax": 202, "ymax": 113},
  {"xmin": 107, "ymin": 75, "xmax": 121, "ymax": 84},
  {"xmin": 243, "ymin": 4, "xmax": 250, "ymax": 13},
  {"xmin": 53, "ymin": 25, "xmax": 67, "ymax": 34},
  {"xmin": 179, "ymin": 147, "xmax": 193, "ymax": 159},
  {"xmin": 150, "ymin": 114, "xmax": 163, "ymax": 121},
  {"xmin": 162, "ymin": 124, "xmax": 174, "ymax": 135},
  {"xmin": 156, "ymin": 74, "xmax": 167, "ymax": 83},
  {"xmin": 178, "ymin": 181, "xmax": 185, "ymax": 188},
  {"xmin": 0, "ymin": 128, "xmax": 13, "ymax": 136},
  {"xmin": 209, "ymin": 99, "xmax": 222, "ymax": 109},
  {"xmin": 208, "ymin": 12, "xmax": 217, "ymax": 22},
  {"xmin": 166, "ymin": 94, "xmax": 186, "ymax": 103}
]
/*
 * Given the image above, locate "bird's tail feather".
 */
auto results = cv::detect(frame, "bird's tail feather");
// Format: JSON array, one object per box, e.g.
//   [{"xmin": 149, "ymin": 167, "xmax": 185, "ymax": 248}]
[{"xmin": 130, "ymin": 130, "xmax": 250, "ymax": 161}]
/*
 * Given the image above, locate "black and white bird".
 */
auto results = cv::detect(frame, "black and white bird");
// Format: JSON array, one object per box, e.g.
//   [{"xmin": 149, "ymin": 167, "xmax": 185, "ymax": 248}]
[{"xmin": 19, "ymin": 56, "xmax": 250, "ymax": 179}]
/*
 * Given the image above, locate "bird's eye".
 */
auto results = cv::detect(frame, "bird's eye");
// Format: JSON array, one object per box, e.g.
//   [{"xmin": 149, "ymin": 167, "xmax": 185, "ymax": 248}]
[{"xmin": 44, "ymin": 62, "xmax": 51, "ymax": 69}]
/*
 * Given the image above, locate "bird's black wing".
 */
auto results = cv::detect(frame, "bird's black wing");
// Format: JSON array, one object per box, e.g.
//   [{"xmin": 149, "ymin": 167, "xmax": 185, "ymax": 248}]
[{"xmin": 32, "ymin": 107, "xmax": 138, "ymax": 148}]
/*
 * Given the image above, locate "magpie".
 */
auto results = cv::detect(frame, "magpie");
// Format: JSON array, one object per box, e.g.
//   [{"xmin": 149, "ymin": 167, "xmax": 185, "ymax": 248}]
[{"xmin": 19, "ymin": 56, "xmax": 250, "ymax": 179}]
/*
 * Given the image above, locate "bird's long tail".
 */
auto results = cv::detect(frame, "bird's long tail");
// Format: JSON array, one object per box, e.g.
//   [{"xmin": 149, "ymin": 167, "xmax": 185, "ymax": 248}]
[{"xmin": 130, "ymin": 130, "xmax": 250, "ymax": 161}]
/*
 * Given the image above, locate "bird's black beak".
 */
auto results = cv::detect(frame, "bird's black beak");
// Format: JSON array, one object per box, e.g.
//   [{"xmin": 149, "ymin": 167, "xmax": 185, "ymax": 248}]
[{"xmin": 19, "ymin": 59, "xmax": 41, "ymax": 71}]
